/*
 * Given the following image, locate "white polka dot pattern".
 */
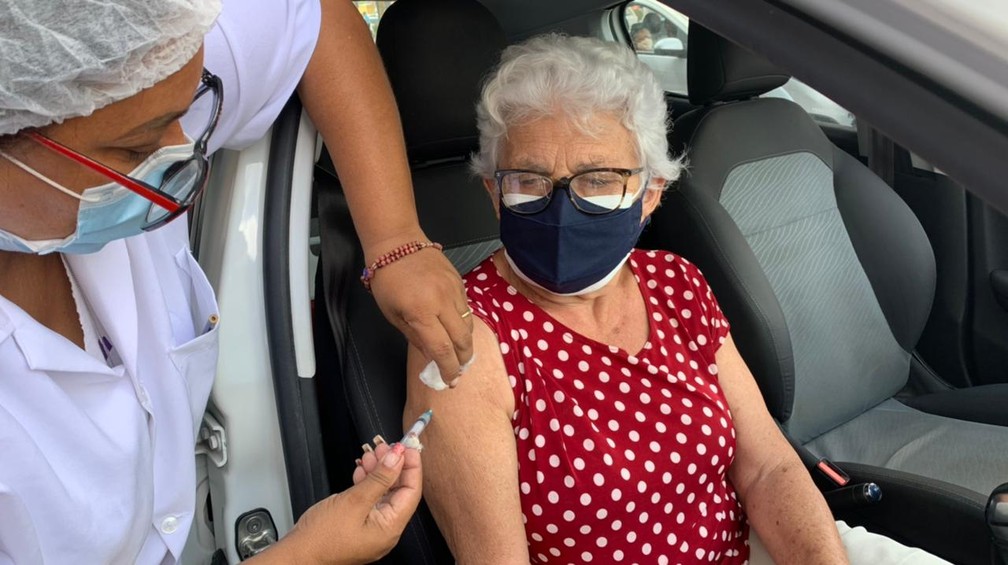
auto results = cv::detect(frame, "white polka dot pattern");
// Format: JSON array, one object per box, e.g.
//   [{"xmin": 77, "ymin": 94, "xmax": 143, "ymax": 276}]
[{"xmin": 465, "ymin": 250, "xmax": 749, "ymax": 564}]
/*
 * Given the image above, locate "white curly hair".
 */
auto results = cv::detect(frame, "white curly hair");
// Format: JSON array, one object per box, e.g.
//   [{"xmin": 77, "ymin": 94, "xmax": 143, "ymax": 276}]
[{"xmin": 471, "ymin": 33, "xmax": 682, "ymax": 185}]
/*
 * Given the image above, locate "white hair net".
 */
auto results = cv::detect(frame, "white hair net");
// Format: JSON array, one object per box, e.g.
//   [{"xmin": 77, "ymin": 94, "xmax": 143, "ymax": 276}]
[{"xmin": 0, "ymin": 0, "xmax": 221, "ymax": 136}]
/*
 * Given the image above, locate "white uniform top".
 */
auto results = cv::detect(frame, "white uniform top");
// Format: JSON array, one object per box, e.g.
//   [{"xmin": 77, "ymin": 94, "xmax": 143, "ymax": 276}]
[
  {"xmin": 0, "ymin": 0, "xmax": 320, "ymax": 562},
  {"xmin": 188, "ymin": 0, "xmax": 321, "ymax": 154}
]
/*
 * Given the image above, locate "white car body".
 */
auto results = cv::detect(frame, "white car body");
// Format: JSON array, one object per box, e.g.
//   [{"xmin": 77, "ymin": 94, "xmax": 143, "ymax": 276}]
[{"xmin": 183, "ymin": 112, "xmax": 319, "ymax": 564}]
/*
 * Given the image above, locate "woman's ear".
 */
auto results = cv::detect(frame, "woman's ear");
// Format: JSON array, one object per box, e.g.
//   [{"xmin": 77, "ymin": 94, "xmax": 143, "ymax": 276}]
[
  {"xmin": 641, "ymin": 177, "xmax": 666, "ymax": 219},
  {"xmin": 483, "ymin": 177, "xmax": 500, "ymax": 218}
]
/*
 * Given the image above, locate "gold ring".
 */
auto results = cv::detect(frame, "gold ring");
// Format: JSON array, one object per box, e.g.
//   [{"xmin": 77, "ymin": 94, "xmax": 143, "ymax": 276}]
[{"xmin": 460, "ymin": 308, "xmax": 473, "ymax": 319}]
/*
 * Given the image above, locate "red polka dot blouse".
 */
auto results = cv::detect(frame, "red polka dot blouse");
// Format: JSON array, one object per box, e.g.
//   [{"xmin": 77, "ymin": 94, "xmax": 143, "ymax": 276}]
[{"xmin": 465, "ymin": 249, "xmax": 749, "ymax": 564}]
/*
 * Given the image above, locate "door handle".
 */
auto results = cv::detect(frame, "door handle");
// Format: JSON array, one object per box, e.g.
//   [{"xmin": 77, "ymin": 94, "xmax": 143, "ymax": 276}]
[{"xmin": 991, "ymin": 270, "xmax": 1008, "ymax": 311}]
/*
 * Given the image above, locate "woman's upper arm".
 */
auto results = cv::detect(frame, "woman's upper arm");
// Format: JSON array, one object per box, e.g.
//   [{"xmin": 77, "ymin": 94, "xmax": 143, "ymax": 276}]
[
  {"xmin": 405, "ymin": 319, "xmax": 530, "ymax": 564},
  {"xmin": 716, "ymin": 333, "xmax": 802, "ymax": 498}
]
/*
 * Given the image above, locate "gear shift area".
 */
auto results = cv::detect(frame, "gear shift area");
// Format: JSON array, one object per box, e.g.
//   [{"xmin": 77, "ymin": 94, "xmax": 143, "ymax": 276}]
[{"xmin": 988, "ymin": 483, "xmax": 1008, "ymax": 565}]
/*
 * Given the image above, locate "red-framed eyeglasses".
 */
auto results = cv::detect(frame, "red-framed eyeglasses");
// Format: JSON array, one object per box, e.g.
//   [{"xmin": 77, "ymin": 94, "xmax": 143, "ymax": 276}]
[{"xmin": 25, "ymin": 69, "xmax": 223, "ymax": 231}]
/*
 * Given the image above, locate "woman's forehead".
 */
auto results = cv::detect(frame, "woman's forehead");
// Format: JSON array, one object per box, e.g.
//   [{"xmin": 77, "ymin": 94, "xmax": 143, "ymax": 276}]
[{"xmin": 501, "ymin": 114, "xmax": 636, "ymax": 168}]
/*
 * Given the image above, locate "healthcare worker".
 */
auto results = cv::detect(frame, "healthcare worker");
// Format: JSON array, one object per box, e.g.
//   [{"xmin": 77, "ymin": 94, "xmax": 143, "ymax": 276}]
[
  {"xmin": 183, "ymin": 0, "xmax": 476, "ymax": 379},
  {"xmin": 0, "ymin": 0, "xmax": 469, "ymax": 563}
]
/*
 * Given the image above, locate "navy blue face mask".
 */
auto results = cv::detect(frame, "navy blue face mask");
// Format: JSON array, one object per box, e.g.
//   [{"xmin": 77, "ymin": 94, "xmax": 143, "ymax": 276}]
[{"xmin": 499, "ymin": 188, "xmax": 647, "ymax": 295}]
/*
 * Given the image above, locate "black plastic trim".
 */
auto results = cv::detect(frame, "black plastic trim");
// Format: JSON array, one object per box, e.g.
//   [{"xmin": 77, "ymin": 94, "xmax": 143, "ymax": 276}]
[
  {"xmin": 665, "ymin": 0, "xmax": 1008, "ymax": 216},
  {"xmin": 834, "ymin": 462, "xmax": 991, "ymax": 565},
  {"xmin": 263, "ymin": 96, "xmax": 330, "ymax": 519},
  {"xmin": 992, "ymin": 270, "xmax": 1008, "ymax": 311},
  {"xmin": 764, "ymin": 1, "xmax": 1008, "ymax": 137}
]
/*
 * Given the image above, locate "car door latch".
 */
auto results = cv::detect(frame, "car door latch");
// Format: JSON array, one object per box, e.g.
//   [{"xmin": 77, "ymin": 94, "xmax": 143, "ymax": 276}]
[{"xmin": 235, "ymin": 508, "xmax": 278, "ymax": 560}]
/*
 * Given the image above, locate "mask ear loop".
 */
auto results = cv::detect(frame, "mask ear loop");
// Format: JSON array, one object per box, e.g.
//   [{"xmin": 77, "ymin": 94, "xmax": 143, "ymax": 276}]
[{"xmin": 0, "ymin": 149, "xmax": 102, "ymax": 203}]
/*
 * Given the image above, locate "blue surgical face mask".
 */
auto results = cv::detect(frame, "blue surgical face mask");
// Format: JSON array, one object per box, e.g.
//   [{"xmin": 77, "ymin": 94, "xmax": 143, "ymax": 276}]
[
  {"xmin": 0, "ymin": 140, "xmax": 195, "ymax": 255},
  {"xmin": 499, "ymin": 186, "xmax": 648, "ymax": 295}
]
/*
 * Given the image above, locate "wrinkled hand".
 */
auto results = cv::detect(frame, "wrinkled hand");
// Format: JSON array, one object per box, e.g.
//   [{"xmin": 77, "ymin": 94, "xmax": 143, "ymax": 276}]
[
  {"xmin": 259, "ymin": 442, "xmax": 422, "ymax": 565},
  {"xmin": 369, "ymin": 247, "xmax": 474, "ymax": 385}
]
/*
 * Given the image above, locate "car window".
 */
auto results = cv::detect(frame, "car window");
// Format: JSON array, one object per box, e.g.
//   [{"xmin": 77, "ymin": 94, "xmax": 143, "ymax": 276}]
[
  {"xmin": 623, "ymin": 2, "xmax": 689, "ymax": 94},
  {"xmin": 355, "ymin": 1, "xmax": 395, "ymax": 40},
  {"xmin": 622, "ymin": 1, "xmax": 855, "ymax": 129}
]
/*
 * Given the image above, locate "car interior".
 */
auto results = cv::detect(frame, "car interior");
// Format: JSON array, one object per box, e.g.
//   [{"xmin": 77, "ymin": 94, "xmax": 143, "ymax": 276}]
[
  {"xmin": 296, "ymin": 0, "xmax": 1008, "ymax": 563},
  {"xmin": 638, "ymin": 21, "xmax": 1008, "ymax": 565}
]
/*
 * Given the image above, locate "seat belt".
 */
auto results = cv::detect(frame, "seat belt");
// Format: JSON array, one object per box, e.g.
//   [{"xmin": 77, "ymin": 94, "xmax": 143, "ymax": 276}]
[
  {"xmin": 315, "ymin": 165, "xmax": 363, "ymax": 376},
  {"xmin": 855, "ymin": 119, "xmax": 896, "ymax": 187}
]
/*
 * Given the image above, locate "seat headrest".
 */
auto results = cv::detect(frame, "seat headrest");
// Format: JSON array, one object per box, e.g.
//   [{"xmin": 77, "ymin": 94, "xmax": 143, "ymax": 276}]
[
  {"xmin": 376, "ymin": 0, "xmax": 506, "ymax": 164},
  {"xmin": 687, "ymin": 22, "xmax": 791, "ymax": 105}
]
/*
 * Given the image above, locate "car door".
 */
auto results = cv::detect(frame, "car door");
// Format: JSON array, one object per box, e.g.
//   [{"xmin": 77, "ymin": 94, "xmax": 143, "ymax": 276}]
[{"xmin": 892, "ymin": 147, "xmax": 1008, "ymax": 389}]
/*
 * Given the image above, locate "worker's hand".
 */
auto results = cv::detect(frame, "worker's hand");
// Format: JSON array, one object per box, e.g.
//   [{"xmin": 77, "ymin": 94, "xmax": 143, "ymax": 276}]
[
  {"xmin": 302, "ymin": 442, "xmax": 422, "ymax": 564},
  {"xmin": 369, "ymin": 246, "xmax": 474, "ymax": 387},
  {"xmin": 252, "ymin": 442, "xmax": 422, "ymax": 565}
]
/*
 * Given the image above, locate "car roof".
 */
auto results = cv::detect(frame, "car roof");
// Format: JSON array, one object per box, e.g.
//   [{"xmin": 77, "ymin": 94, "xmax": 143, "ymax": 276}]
[
  {"xmin": 781, "ymin": 0, "xmax": 1008, "ymax": 122},
  {"xmin": 481, "ymin": 0, "xmax": 1008, "ymax": 124},
  {"xmin": 480, "ymin": 0, "xmax": 615, "ymax": 36}
]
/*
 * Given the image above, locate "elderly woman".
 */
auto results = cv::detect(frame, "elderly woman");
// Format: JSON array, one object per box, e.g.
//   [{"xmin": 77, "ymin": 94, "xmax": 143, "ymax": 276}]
[{"xmin": 405, "ymin": 35, "xmax": 948, "ymax": 564}]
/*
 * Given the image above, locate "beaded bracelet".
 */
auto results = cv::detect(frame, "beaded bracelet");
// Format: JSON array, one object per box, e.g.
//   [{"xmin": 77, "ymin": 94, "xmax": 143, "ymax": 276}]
[{"xmin": 361, "ymin": 240, "xmax": 444, "ymax": 291}]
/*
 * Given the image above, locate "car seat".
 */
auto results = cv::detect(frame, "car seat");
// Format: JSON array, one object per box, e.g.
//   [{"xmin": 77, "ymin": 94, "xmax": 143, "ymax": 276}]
[
  {"xmin": 314, "ymin": 0, "xmax": 505, "ymax": 562},
  {"xmin": 638, "ymin": 21, "xmax": 1008, "ymax": 564}
]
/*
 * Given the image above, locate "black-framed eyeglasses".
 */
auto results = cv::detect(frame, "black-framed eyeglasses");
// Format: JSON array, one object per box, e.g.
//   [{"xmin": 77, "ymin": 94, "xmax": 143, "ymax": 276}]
[
  {"xmin": 494, "ymin": 167, "xmax": 646, "ymax": 215},
  {"xmin": 26, "ymin": 69, "xmax": 223, "ymax": 231}
]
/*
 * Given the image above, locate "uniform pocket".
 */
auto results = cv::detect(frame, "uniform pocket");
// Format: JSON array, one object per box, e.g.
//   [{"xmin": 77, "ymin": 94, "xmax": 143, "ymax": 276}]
[
  {"xmin": 170, "ymin": 248, "xmax": 220, "ymax": 436},
  {"xmin": 173, "ymin": 249, "xmax": 219, "ymax": 341}
]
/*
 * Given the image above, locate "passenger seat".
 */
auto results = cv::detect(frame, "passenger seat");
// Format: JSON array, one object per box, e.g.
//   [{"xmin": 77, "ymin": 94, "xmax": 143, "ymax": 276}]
[{"xmin": 639, "ymin": 22, "xmax": 1008, "ymax": 564}]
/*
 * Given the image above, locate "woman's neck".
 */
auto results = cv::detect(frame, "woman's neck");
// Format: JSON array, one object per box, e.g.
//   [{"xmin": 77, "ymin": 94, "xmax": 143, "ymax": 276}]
[
  {"xmin": 0, "ymin": 250, "xmax": 84, "ymax": 347},
  {"xmin": 490, "ymin": 250, "xmax": 649, "ymax": 353}
]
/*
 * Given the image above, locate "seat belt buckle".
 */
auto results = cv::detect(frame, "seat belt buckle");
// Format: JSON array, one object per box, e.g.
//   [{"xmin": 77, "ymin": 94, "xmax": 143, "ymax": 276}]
[
  {"xmin": 825, "ymin": 482, "xmax": 883, "ymax": 510},
  {"xmin": 815, "ymin": 458, "xmax": 850, "ymax": 487}
]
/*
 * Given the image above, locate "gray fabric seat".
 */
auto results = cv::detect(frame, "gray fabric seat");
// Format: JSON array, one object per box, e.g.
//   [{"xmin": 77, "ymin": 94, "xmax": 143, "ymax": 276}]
[{"xmin": 639, "ymin": 23, "xmax": 1008, "ymax": 499}]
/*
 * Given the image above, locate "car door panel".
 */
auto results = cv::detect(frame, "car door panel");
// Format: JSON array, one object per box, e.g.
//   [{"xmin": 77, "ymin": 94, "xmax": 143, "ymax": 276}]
[
  {"xmin": 892, "ymin": 158, "xmax": 973, "ymax": 388},
  {"xmin": 969, "ymin": 197, "xmax": 1008, "ymax": 386},
  {"xmin": 891, "ymin": 145, "xmax": 1008, "ymax": 389}
]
